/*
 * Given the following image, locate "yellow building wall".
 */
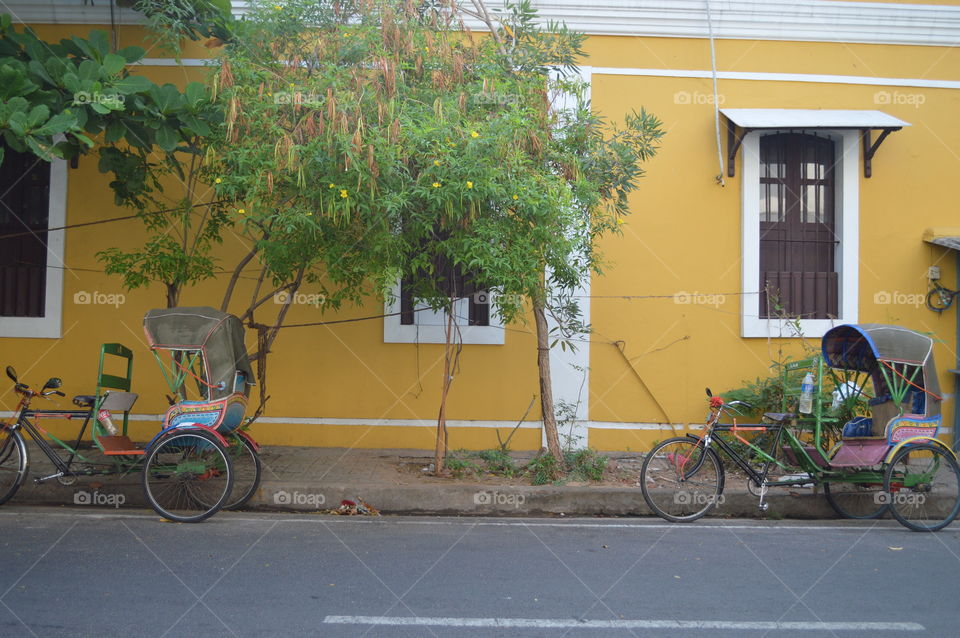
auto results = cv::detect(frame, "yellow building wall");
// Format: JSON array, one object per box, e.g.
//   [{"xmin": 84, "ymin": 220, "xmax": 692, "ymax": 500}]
[{"xmin": 5, "ymin": 12, "xmax": 960, "ymax": 452}]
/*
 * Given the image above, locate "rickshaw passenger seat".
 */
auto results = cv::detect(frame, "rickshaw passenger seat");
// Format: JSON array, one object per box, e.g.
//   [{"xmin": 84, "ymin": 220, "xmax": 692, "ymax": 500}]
[{"xmin": 73, "ymin": 395, "xmax": 96, "ymax": 408}]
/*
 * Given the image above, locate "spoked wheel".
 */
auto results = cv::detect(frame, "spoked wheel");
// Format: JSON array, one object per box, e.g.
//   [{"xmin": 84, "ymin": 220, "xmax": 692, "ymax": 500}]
[
  {"xmin": 640, "ymin": 437, "xmax": 725, "ymax": 522},
  {"xmin": 823, "ymin": 476, "xmax": 888, "ymax": 520},
  {"xmin": 0, "ymin": 428, "xmax": 27, "ymax": 505},
  {"xmin": 141, "ymin": 431, "xmax": 233, "ymax": 523},
  {"xmin": 224, "ymin": 434, "xmax": 261, "ymax": 510},
  {"xmin": 883, "ymin": 443, "xmax": 960, "ymax": 532}
]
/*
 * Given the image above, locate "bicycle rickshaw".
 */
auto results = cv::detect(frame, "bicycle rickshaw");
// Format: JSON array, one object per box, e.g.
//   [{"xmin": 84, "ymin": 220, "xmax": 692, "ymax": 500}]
[
  {"xmin": 143, "ymin": 306, "xmax": 263, "ymax": 514},
  {"xmin": 0, "ymin": 307, "xmax": 260, "ymax": 522},
  {"xmin": 641, "ymin": 323, "xmax": 960, "ymax": 531}
]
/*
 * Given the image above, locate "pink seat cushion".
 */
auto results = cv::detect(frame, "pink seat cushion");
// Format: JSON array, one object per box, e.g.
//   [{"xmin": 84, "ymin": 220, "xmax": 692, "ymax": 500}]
[{"xmin": 829, "ymin": 439, "xmax": 888, "ymax": 468}]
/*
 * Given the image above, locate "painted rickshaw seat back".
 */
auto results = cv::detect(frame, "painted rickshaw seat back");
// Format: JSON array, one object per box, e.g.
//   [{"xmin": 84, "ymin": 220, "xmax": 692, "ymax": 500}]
[{"xmin": 94, "ymin": 343, "xmax": 136, "ymax": 436}]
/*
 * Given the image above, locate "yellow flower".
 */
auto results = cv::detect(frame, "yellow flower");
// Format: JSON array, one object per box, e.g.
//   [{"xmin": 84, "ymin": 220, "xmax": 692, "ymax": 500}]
[
  {"xmin": 340, "ymin": 189, "xmax": 348, "ymax": 198},
  {"xmin": 214, "ymin": 178, "xmax": 222, "ymax": 184},
  {"xmin": 238, "ymin": 208, "xmax": 246, "ymax": 214},
  {"xmin": 616, "ymin": 218, "xmax": 624, "ymax": 225},
  {"xmin": 512, "ymin": 194, "xmax": 519, "ymax": 200},
  {"xmin": 273, "ymin": 4, "xmax": 281, "ymax": 9},
  {"xmin": 466, "ymin": 181, "xmax": 473, "ymax": 189},
  {"xmin": 329, "ymin": 183, "xmax": 335, "ymax": 188},
  {"xmin": 470, "ymin": 130, "xmax": 479, "ymax": 138},
  {"xmin": 433, "ymin": 160, "xmax": 440, "ymax": 166},
  {"xmin": 432, "ymin": 182, "xmax": 441, "ymax": 188}
]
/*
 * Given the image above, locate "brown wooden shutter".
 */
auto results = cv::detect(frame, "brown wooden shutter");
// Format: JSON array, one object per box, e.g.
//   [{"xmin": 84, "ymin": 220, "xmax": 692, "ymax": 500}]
[
  {"xmin": 0, "ymin": 143, "xmax": 50, "ymax": 317},
  {"xmin": 759, "ymin": 133, "xmax": 838, "ymax": 319}
]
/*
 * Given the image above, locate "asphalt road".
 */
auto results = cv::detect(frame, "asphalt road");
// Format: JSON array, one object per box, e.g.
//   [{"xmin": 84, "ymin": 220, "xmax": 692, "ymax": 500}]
[{"xmin": 0, "ymin": 507, "xmax": 956, "ymax": 638}]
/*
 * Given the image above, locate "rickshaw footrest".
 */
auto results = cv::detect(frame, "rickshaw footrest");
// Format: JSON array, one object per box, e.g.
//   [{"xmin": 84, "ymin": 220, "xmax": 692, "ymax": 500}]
[{"xmin": 97, "ymin": 435, "xmax": 144, "ymax": 456}]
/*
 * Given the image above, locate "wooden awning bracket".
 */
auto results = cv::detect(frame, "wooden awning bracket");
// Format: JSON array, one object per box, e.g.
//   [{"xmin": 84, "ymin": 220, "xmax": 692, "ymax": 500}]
[
  {"xmin": 724, "ymin": 119, "xmax": 902, "ymax": 179},
  {"xmin": 862, "ymin": 128, "xmax": 900, "ymax": 178}
]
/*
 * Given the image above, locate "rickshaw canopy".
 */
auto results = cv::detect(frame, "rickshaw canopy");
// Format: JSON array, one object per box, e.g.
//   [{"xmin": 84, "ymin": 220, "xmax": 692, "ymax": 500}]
[
  {"xmin": 143, "ymin": 307, "xmax": 254, "ymax": 401},
  {"xmin": 822, "ymin": 324, "xmax": 940, "ymax": 416}
]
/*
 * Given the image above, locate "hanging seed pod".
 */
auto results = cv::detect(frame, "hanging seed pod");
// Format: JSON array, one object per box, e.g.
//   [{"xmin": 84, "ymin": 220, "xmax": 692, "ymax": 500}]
[
  {"xmin": 458, "ymin": 92, "xmax": 467, "ymax": 110},
  {"xmin": 317, "ymin": 111, "xmax": 326, "ymax": 135},
  {"xmin": 327, "ymin": 89, "xmax": 336, "ymax": 121},
  {"xmin": 366, "ymin": 144, "xmax": 378, "ymax": 177},
  {"xmin": 266, "ymin": 171, "xmax": 274, "ymax": 194},
  {"xmin": 390, "ymin": 118, "xmax": 400, "ymax": 144},
  {"xmin": 219, "ymin": 59, "xmax": 234, "ymax": 89}
]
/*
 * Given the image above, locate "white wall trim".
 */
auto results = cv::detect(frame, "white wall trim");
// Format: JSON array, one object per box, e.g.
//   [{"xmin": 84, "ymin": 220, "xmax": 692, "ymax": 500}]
[
  {"xmin": 591, "ymin": 67, "xmax": 960, "ymax": 91},
  {"xmin": 139, "ymin": 59, "xmax": 960, "ymax": 92},
  {"xmin": 0, "ymin": 159, "xmax": 65, "ymax": 339},
  {"xmin": 11, "ymin": 1, "xmax": 960, "ymax": 47},
  {"xmin": 740, "ymin": 129, "xmax": 859, "ymax": 339},
  {"xmin": 0, "ymin": 410, "xmax": 710, "ymax": 431},
  {"xmin": 382, "ymin": 281, "xmax": 505, "ymax": 345}
]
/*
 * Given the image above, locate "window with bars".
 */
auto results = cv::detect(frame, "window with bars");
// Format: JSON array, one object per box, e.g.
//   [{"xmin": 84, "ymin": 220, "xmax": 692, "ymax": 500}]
[
  {"xmin": 399, "ymin": 252, "xmax": 489, "ymax": 327},
  {"xmin": 758, "ymin": 133, "xmax": 839, "ymax": 320},
  {"xmin": 0, "ymin": 142, "xmax": 50, "ymax": 318}
]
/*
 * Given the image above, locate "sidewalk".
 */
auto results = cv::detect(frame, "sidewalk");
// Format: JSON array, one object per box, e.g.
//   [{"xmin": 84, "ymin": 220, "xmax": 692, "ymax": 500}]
[{"xmin": 12, "ymin": 444, "xmax": 843, "ymax": 519}]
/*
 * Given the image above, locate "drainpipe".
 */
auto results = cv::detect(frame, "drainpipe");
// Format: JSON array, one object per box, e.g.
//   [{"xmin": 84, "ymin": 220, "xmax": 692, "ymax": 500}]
[{"xmin": 955, "ymin": 252, "xmax": 960, "ymax": 453}]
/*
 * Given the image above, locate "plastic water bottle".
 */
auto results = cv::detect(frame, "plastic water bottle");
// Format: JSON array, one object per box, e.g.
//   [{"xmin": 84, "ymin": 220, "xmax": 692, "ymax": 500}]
[{"xmin": 798, "ymin": 372, "xmax": 814, "ymax": 414}]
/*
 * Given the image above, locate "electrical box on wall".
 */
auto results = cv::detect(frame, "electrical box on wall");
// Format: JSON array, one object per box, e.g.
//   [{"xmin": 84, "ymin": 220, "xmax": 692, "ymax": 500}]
[{"xmin": 928, "ymin": 266, "xmax": 941, "ymax": 281}]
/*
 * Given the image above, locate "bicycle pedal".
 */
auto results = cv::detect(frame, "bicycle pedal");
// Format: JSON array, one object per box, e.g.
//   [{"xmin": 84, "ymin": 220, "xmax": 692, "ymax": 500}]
[{"xmin": 758, "ymin": 502, "xmax": 769, "ymax": 512}]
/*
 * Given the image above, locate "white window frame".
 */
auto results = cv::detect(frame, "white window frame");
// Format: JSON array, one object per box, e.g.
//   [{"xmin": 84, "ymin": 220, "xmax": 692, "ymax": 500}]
[
  {"xmin": 0, "ymin": 159, "xmax": 66, "ymax": 339},
  {"xmin": 741, "ymin": 129, "xmax": 859, "ymax": 338},
  {"xmin": 383, "ymin": 280, "xmax": 504, "ymax": 345}
]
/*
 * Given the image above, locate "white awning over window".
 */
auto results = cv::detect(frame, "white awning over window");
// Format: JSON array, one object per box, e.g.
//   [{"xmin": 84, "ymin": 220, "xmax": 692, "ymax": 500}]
[
  {"xmin": 720, "ymin": 109, "xmax": 910, "ymax": 130},
  {"xmin": 721, "ymin": 108, "xmax": 910, "ymax": 178}
]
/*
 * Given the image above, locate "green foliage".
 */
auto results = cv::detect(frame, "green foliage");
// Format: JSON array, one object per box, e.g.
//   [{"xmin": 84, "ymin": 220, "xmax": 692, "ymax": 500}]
[
  {"xmin": 445, "ymin": 449, "xmax": 480, "ymax": 478},
  {"xmin": 0, "ymin": 14, "xmax": 229, "ymax": 303},
  {"xmin": 209, "ymin": 0, "xmax": 662, "ymax": 315},
  {"xmin": 563, "ymin": 447, "xmax": 607, "ymax": 482},
  {"xmin": 476, "ymin": 448, "xmax": 517, "ymax": 477},
  {"xmin": 526, "ymin": 451, "xmax": 562, "ymax": 485}
]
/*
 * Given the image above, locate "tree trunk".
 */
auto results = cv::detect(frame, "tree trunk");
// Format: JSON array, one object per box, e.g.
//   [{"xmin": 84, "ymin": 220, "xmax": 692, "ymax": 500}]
[
  {"xmin": 434, "ymin": 299, "xmax": 456, "ymax": 474},
  {"xmin": 166, "ymin": 283, "xmax": 180, "ymax": 308},
  {"xmin": 534, "ymin": 300, "xmax": 563, "ymax": 460}
]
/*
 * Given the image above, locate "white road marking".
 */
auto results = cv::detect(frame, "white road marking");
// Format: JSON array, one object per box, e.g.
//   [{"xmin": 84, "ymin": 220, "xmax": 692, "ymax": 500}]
[
  {"xmin": 323, "ymin": 615, "xmax": 924, "ymax": 631},
  {"xmin": 0, "ymin": 508, "xmax": 929, "ymax": 531}
]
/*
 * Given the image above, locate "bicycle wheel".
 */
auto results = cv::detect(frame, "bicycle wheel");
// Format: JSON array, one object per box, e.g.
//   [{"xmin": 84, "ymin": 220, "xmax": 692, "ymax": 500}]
[
  {"xmin": 0, "ymin": 428, "xmax": 27, "ymax": 505},
  {"xmin": 823, "ymin": 477, "xmax": 888, "ymax": 519},
  {"xmin": 224, "ymin": 434, "xmax": 261, "ymax": 510},
  {"xmin": 141, "ymin": 431, "xmax": 233, "ymax": 523},
  {"xmin": 883, "ymin": 443, "xmax": 960, "ymax": 532},
  {"xmin": 641, "ymin": 437, "xmax": 724, "ymax": 522}
]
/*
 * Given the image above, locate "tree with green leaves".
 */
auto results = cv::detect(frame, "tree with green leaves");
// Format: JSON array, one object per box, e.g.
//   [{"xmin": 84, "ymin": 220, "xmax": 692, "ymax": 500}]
[{"xmin": 210, "ymin": 0, "xmax": 662, "ymax": 468}]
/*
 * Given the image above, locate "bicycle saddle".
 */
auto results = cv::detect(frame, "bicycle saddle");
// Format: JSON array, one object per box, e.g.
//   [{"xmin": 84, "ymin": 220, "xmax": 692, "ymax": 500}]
[{"xmin": 72, "ymin": 395, "xmax": 96, "ymax": 407}]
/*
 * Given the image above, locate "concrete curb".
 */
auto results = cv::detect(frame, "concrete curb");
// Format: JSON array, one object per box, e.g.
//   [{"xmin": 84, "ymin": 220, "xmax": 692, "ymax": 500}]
[{"xmin": 10, "ymin": 474, "xmax": 846, "ymax": 519}]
